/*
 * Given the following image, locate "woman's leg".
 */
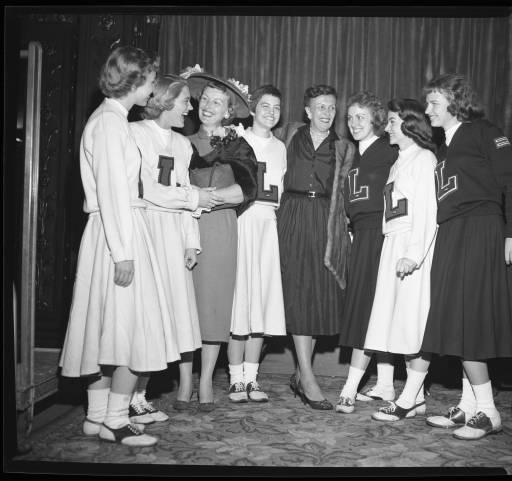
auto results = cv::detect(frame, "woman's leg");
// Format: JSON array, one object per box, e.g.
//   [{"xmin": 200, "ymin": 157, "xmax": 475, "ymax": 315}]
[
  {"xmin": 199, "ymin": 343, "xmax": 221, "ymax": 403},
  {"xmin": 83, "ymin": 367, "xmax": 114, "ymax": 435},
  {"xmin": 227, "ymin": 336, "xmax": 247, "ymax": 402},
  {"xmin": 243, "ymin": 336, "xmax": 268, "ymax": 402},
  {"xmin": 177, "ymin": 352, "xmax": 195, "ymax": 402},
  {"xmin": 293, "ymin": 334, "xmax": 325, "ymax": 401},
  {"xmin": 452, "ymin": 360, "xmax": 502, "ymax": 440}
]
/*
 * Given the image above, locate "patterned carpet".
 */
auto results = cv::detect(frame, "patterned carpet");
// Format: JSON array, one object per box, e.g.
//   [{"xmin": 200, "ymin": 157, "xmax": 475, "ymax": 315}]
[{"xmin": 11, "ymin": 372, "xmax": 512, "ymax": 476}]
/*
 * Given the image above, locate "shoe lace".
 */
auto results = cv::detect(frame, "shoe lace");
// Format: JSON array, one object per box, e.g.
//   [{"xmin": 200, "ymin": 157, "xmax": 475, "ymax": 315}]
[
  {"xmin": 467, "ymin": 411, "xmax": 486, "ymax": 427},
  {"xmin": 130, "ymin": 402, "xmax": 146, "ymax": 415},
  {"xmin": 248, "ymin": 381, "xmax": 261, "ymax": 391},
  {"xmin": 232, "ymin": 382, "xmax": 245, "ymax": 392},
  {"xmin": 380, "ymin": 402, "xmax": 397, "ymax": 414},
  {"xmin": 447, "ymin": 406, "xmax": 459, "ymax": 417},
  {"xmin": 127, "ymin": 424, "xmax": 142, "ymax": 435}
]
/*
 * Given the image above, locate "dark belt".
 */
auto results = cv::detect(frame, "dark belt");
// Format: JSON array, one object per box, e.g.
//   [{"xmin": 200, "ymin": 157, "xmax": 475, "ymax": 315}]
[{"xmin": 285, "ymin": 189, "xmax": 329, "ymax": 199}]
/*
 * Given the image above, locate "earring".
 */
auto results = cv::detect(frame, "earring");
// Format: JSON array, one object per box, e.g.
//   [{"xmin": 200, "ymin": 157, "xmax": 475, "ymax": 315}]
[{"xmin": 224, "ymin": 113, "xmax": 230, "ymax": 119}]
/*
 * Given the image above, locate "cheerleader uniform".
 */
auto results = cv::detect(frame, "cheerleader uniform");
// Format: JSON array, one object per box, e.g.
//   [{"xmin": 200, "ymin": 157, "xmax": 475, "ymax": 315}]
[
  {"xmin": 421, "ymin": 120, "xmax": 512, "ymax": 359},
  {"xmin": 130, "ymin": 119, "xmax": 202, "ymax": 355},
  {"xmin": 230, "ymin": 128, "xmax": 287, "ymax": 337},
  {"xmin": 188, "ymin": 126, "xmax": 258, "ymax": 343},
  {"xmin": 338, "ymin": 136, "xmax": 397, "ymax": 349},
  {"xmin": 364, "ymin": 143, "xmax": 438, "ymax": 355},
  {"xmin": 59, "ymin": 98, "xmax": 180, "ymax": 377}
]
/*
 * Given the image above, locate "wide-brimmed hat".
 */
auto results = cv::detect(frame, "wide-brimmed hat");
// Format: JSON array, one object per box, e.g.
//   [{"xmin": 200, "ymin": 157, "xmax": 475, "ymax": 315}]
[{"xmin": 179, "ymin": 65, "xmax": 251, "ymax": 118}]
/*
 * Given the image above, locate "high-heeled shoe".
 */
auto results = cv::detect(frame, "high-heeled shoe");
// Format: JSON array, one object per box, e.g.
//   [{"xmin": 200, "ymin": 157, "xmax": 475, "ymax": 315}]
[{"xmin": 296, "ymin": 381, "xmax": 333, "ymax": 410}]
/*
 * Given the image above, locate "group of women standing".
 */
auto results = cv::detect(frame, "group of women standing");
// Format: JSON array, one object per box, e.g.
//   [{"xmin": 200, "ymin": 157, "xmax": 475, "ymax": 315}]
[{"xmin": 59, "ymin": 44, "xmax": 511, "ymax": 448}]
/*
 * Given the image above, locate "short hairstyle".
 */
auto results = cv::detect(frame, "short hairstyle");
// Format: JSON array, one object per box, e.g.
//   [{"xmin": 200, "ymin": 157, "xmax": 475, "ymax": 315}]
[
  {"xmin": 388, "ymin": 98, "xmax": 435, "ymax": 152},
  {"xmin": 249, "ymin": 84, "xmax": 282, "ymax": 113},
  {"xmin": 99, "ymin": 46, "xmax": 159, "ymax": 98},
  {"xmin": 423, "ymin": 73, "xmax": 485, "ymax": 122},
  {"xmin": 303, "ymin": 85, "xmax": 337, "ymax": 107},
  {"xmin": 347, "ymin": 90, "xmax": 387, "ymax": 136},
  {"xmin": 142, "ymin": 76, "xmax": 188, "ymax": 120},
  {"xmin": 200, "ymin": 81, "xmax": 235, "ymax": 122}
]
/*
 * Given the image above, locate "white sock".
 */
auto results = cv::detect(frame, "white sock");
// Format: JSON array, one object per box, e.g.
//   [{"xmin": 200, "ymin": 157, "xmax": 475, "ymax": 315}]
[
  {"xmin": 376, "ymin": 363, "xmax": 394, "ymax": 389},
  {"xmin": 457, "ymin": 377, "xmax": 477, "ymax": 414},
  {"xmin": 396, "ymin": 369, "xmax": 427, "ymax": 409},
  {"xmin": 472, "ymin": 381, "xmax": 497, "ymax": 417},
  {"xmin": 86, "ymin": 388, "xmax": 110, "ymax": 423},
  {"xmin": 340, "ymin": 366, "xmax": 366, "ymax": 399},
  {"xmin": 229, "ymin": 363, "xmax": 244, "ymax": 386},
  {"xmin": 406, "ymin": 369, "xmax": 424, "ymax": 403},
  {"xmin": 104, "ymin": 392, "xmax": 131, "ymax": 429},
  {"xmin": 243, "ymin": 362, "xmax": 259, "ymax": 385}
]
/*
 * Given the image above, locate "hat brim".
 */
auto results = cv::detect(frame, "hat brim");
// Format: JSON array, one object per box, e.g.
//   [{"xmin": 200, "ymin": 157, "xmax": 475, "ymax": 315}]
[{"xmin": 186, "ymin": 72, "xmax": 250, "ymax": 119}]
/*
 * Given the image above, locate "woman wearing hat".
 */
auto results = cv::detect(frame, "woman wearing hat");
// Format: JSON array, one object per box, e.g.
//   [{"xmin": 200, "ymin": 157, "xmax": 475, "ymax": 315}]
[{"xmin": 186, "ymin": 70, "xmax": 258, "ymax": 410}]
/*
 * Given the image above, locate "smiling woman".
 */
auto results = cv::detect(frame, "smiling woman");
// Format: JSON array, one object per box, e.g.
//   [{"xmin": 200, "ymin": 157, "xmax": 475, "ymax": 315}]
[{"xmin": 129, "ymin": 75, "xmax": 220, "ymax": 419}]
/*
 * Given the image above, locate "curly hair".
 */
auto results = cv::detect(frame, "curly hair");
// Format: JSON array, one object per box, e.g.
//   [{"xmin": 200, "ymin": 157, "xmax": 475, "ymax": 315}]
[
  {"xmin": 347, "ymin": 90, "xmax": 387, "ymax": 136},
  {"xmin": 249, "ymin": 84, "xmax": 282, "ymax": 113},
  {"xmin": 99, "ymin": 46, "xmax": 159, "ymax": 99},
  {"xmin": 142, "ymin": 76, "xmax": 188, "ymax": 120},
  {"xmin": 303, "ymin": 85, "xmax": 337, "ymax": 107},
  {"xmin": 388, "ymin": 98, "xmax": 435, "ymax": 152},
  {"xmin": 423, "ymin": 73, "xmax": 485, "ymax": 122}
]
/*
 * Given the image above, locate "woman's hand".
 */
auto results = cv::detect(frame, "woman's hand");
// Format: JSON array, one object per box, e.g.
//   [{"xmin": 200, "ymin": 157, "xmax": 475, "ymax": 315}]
[
  {"xmin": 198, "ymin": 187, "xmax": 225, "ymax": 209},
  {"xmin": 505, "ymin": 237, "xmax": 512, "ymax": 265},
  {"xmin": 185, "ymin": 248, "xmax": 197, "ymax": 270},
  {"xmin": 396, "ymin": 257, "xmax": 418, "ymax": 279},
  {"xmin": 114, "ymin": 260, "xmax": 134, "ymax": 287}
]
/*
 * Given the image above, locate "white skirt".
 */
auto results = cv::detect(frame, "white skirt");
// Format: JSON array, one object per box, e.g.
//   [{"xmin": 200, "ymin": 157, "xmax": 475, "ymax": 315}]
[
  {"xmin": 145, "ymin": 210, "xmax": 202, "ymax": 354},
  {"xmin": 231, "ymin": 205, "xmax": 286, "ymax": 336},
  {"xmin": 364, "ymin": 230, "xmax": 434, "ymax": 355},
  {"xmin": 59, "ymin": 209, "xmax": 181, "ymax": 377}
]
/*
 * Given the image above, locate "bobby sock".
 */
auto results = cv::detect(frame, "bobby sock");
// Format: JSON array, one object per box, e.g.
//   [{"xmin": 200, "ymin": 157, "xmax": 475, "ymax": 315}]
[
  {"xmin": 86, "ymin": 387, "xmax": 110, "ymax": 423},
  {"xmin": 229, "ymin": 363, "xmax": 244, "ymax": 386},
  {"xmin": 104, "ymin": 392, "xmax": 131, "ymax": 429},
  {"xmin": 396, "ymin": 369, "xmax": 427, "ymax": 409},
  {"xmin": 376, "ymin": 362, "xmax": 395, "ymax": 390},
  {"xmin": 340, "ymin": 366, "xmax": 366, "ymax": 399},
  {"xmin": 457, "ymin": 376, "xmax": 477, "ymax": 414},
  {"xmin": 243, "ymin": 362, "xmax": 259, "ymax": 385},
  {"xmin": 406, "ymin": 368, "xmax": 424, "ymax": 403},
  {"xmin": 472, "ymin": 381, "xmax": 497, "ymax": 418}
]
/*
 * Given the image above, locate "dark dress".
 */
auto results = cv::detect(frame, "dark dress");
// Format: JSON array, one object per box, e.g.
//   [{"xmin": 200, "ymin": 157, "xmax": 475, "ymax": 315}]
[
  {"xmin": 421, "ymin": 120, "xmax": 512, "ymax": 359},
  {"xmin": 338, "ymin": 136, "xmax": 398, "ymax": 349},
  {"xmin": 277, "ymin": 125, "xmax": 344, "ymax": 335},
  {"xmin": 188, "ymin": 127, "xmax": 257, "ymax": 342}
]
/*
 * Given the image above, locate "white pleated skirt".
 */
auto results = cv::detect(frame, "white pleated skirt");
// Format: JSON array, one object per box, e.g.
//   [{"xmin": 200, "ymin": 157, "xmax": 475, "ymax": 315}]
[
  {"xmin": 145, "ymin": 210, "xmax": 202, "ymax": 354},
  {"xmin": 59, "ymin": 209, "xmax": 181, "ymax": 377},
  {"xmin": 364, "ymin": 229, "xmax": 434, "ymax": 355},
  {"xmin": 231, "ymin": 205, "xmax": 286, "ymax": 337}
]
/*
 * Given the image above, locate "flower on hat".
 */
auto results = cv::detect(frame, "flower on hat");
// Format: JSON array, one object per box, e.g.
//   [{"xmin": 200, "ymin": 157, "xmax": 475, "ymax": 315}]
[
  {"xmin": 180, "ymin": 64, "xmax": 204, "ymax": 79},
  {"xmin": 227, "ymin": 78, "xmax": 252, "ymax": 103}
]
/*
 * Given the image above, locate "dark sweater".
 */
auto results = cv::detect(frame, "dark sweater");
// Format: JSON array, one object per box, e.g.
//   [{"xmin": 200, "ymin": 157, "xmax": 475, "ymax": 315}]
[{"xmin": 435, "ymin": 119, "xmax": 512, "ymax": 236}]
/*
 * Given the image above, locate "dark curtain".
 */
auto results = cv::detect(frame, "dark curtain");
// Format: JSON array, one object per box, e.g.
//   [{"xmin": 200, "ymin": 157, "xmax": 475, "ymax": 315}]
[{"xmin": 159, "ymin": 15, "xmax": 511, "ymax": 137}]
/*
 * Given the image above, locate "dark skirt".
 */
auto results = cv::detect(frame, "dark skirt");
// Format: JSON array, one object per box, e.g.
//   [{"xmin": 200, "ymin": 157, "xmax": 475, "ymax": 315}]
[
  {"xmin": 193, "ymin": 208, "xmax": 237, "ymax": 343},
  {"xmin": 276, "ymin": 192, "xmax": 345, "ymax": 336},
  {"xmin": 338, "ymin": 225, "xmax": 384, "ymax": 349},
  {"xmin": 421, "ymin": 214, "xmax": 512, "ymax": 359}
]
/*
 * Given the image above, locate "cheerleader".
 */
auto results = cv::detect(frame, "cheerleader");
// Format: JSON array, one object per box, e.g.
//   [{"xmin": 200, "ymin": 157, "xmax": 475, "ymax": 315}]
[
  {"xmin": 336, "ymin": 92, "xmax": 398, "ymax": 413},
  {"xmin": 129, "ymin": 75, "xmax": 221, "ymax": 420},
  {"xmin": 59, "ymin": 46, "xmax": 181, "ymax": 446},
  {"xmin": 396, "ymin": 74, "xmax": 512, "ymax": 440},
  {"xmin": 363, "ymin": 98, "xmax": 438, "ymax": 422},
  {"xmin": 227, "ymin": 85, "xmax": 287, "ymax": 403}
]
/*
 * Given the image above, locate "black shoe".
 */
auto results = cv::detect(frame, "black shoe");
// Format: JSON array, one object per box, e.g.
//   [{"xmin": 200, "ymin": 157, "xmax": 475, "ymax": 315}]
[
  {"xmin": 371, "ymin": 401, "xmax": 424, "ymax": 422},
  {"xmin": 129, "ymin": 403, "xmax": 155, "ymax": 424},
  {"xmin": 297, "ymin": 381, "xmax": 333, "ymax": 410},
  {"xmin": 99, "ymin": 423, "xmax": 158, "ymax": 446}
]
